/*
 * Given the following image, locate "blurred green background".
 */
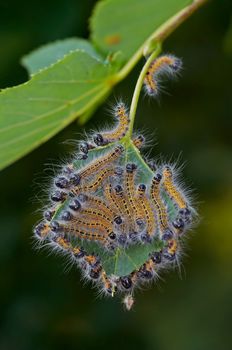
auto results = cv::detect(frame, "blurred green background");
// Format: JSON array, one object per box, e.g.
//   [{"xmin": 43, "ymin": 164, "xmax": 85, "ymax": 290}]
[{"xmin": 0, "ymin": 1, "xmax": 232, "ymax": 349}]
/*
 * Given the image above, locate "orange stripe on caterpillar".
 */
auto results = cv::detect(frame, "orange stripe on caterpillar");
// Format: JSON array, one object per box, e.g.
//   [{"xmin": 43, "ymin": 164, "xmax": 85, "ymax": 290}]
[
  {"xmin": 138, "ymin": 259, "xmax": 156, "ymax": 279},
  {"xmin": 101, "ymin": 271, "xmax": 116, "ymax": 296},
  {"xmin": 124, "ymin": 163, "xmax": 139, "ymax": 226},
  {"xmin": 132, "ymin": 251, "xmax": 163, "ymax": 282},
  {"xmin": 136, "ymin": 184, "xmax": 156, "ymax": 240},
  {"xmin": 144, "ymin": 54, "xmax": 182, "ymax": 97},
  {"xmin": 84, "ymin": 254, "xmax": 103, "ymax": 281},
  {"xmin": 93, "ymin": 102, "xmax": 129, "ymax": 145},
  {"xmin": 57, "ymin": 222, "xmax": 108, "ymax": 243},
  {"xmin": 162, "ymin": 166, "xmax": 187, "ymax": 210},
  {"xmin": 51, "ymin": 236, "xmax": 86, "ymax": 259},
  {"xmin": 79, "ymin": 145, "xmax": 124, "ymax": 179},
  {"xmin": 72, "ymin": 167, "xmax": 118, "ymax": 194},
  {"xmin": 70, "ymin": 218, "xmax": 113, "ymax": 235},
  {"xmin": 33, "ymin": 221, "xmax": 51, "ymax": 240},
  {"xmin": 114, "ymin": 184, "xmax": 133, "ymax": 224},
  {"xmin": 163, "ymin": 237, "xmax": 179, "ymax": 261},
  {"xmin": 52, "ymin": 236, "xmax": 105, "ymax": 279},
  {"xmin": 150, "ymin": 174, "xmax": 170, "ymax": 236},
  {"xmin": 104, "ymin": 183, "xmax": 128, "ymax": 236},
  {"xmin": 104, "ymin": 183, "xmax": 124, "ymax": 216},
  {"xmin": 83, "ymin": 195, "xmax": 116, "ymax": 220},
  {"xmin": 79, "ymin": 207, "xmax": 113, "ymax": 225}
]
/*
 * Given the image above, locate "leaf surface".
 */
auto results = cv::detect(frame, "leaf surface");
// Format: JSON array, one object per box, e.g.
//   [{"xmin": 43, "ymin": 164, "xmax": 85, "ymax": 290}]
[
  {"xmin": 22, "ymin": 38, "xmax": 103, "ymax": 75},
  {"xmin": 0, "ymin": 50, "xmax": 114, "ymax": 170},
  {"xmin": 90, "ymin": 0, "xmax": 192, "ymax": 62}
]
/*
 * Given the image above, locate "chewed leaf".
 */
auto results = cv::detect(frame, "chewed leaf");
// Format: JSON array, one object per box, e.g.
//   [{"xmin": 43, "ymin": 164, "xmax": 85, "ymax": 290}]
[
  {"xmin": 0, "ymin": 50, "xmax": 114, "ymax": 171},
  {"xmin": 22, "ymin": 38, "xmax": 103, "ymax": 75},
  {"xmin": 90, "ymin": 0, "xmax": 192, "ymax": 62}
]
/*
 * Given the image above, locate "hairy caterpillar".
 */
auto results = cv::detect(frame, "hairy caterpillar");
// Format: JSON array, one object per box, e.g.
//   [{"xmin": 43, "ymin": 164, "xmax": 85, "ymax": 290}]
[
  {"xmin": 133, "ymin": 135, "xmax": 145, "ymax": 149},
  {"xmin": 150, "ymin": 174, "xmax": 173, "ymax": 240},
  {"xmin": 162, "ymin": 166, "xmax": 188, "ymax": 210},
  {"xmin": 78, "ymin": 145, "xmax": 124, "ymax": 179},
  {"xmin": 144, "ymin": 54, "xmax": 182, "ymax": 97},
  {"xmin": 136, "ymin": 183, "xmax": 157, "ymax": 242},
  {"xmin": 93, "ymin": 102, "xmax": 130, "ymax": 146}
]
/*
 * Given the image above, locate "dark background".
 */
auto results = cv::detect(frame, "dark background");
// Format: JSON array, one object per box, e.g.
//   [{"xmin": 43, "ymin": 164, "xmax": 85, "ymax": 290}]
[{"xmin": 0, "ymin": 1, "xmax": 232, "ymax": 349}]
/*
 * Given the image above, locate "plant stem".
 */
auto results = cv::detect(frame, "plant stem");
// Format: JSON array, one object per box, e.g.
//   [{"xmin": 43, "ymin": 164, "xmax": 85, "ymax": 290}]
[
  {"xmin": 114, "ymin": 0, "xmax": 208, "ymax": 83},
  {"xmin": 127, "ymin": 44, "xmax": 161, "ymax": 138}
]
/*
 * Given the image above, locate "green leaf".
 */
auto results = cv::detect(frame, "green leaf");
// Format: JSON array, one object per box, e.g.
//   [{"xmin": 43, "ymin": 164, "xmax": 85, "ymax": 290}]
[
  {"xmin": 21, "ymin": 38, "xmax": 103, "ymax": 75},
  {"xmin": 0, "ymin": 0, "xmax": 206, "ymax": 172},
  {"xmin": 51, "ymin": 143, "xmax": 178, "ymax": 277},
  {"xmin": 90, "ymin": 0, "xmax": 192, "ymax": 62},
  {"xmin": 0, "ymin": 50, "xmax": 115, "ymax": 171}
]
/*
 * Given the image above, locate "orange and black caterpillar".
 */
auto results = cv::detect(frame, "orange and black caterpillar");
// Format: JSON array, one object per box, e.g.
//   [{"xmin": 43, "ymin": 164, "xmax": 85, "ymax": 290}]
[
  {"xmin": 144, "ymin": 54, "xmax": 182, "ymax": 97},
  {"xmin": 93, "ymin": 102, "xmax": 130, "ymax": 146}
]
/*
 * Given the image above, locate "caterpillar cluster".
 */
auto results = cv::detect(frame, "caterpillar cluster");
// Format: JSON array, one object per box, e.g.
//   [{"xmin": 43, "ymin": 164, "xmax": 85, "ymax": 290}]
[{"xmin": 33, "ymin": 55, "xmax": 194, "ymax": 310}]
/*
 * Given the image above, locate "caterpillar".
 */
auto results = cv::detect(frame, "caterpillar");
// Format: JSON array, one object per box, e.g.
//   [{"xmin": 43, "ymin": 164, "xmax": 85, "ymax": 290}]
[
  {"xmin": 93, "ymin": 102, "xmax": 130, "ymax": 146},
  {"xmin": 124, "ymin": 163, "xmax": 140, "ymax": 229},
  {"xmin": 66, "ymin": 218, "xmax": 113, "ymax": 237},
  {"xmin": 34, "ymin": 221, "xmax": 51, "ymax": 240},
  {"xmin": 162, "ymin": 237, "xmax": 179, "ymax": 261},
  {"xmin": 162, "ymin": 166, "xmax": 192, "ymax": 234},
  {"xmin": 104, "ymin": 183, "xmax": 125, "ymax": 216},
  {"xmin": 101, "ymin": 271, "xmax": 116, "ymax": 296},
  {"xmin": 51, "ymin": 220, "xmax": 109, "ymax": 244},
  {"xmin": 136, "ymin": 184, "xmax": 157, "ymax": 242},
  {"xmin": 150, "ymin": 174, "xmax": 173, "ymax": 240},
  {"xmin": 138, "ymin": 259, "xmax": 156, "ymax": 280},
  {"xmin": 144, "ymin": 54, "xmax": 182, "ymax": 97},
  {"xmin": 79, "ymin": 145, "xmax": 124, "ymax": 179},
  {"xmin": 81, "ymin": 195, "xmax": 116, "ymax": 220},
  {"xmin": 132, "ymin": 135, "xmax": 145, "ymax": 149},
  {"xmin": 71, "ymin": 167, "xmax": 119, "ymax": 195},
  {"xmin": 51, "ymin": 235, "xmax": 108, "ymax": 282},
  {"xmin": 162, "ymin": 166, "xmax": 188, "ymax": 210},
  {"xmin": 51, "ymin": 235, "xmax": 85, "ymax": 260}
]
